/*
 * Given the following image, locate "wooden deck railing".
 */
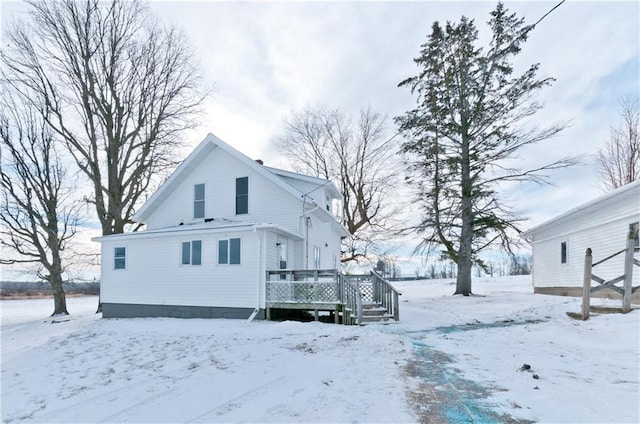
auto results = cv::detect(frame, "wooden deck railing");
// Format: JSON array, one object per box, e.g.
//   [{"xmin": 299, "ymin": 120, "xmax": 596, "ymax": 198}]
[
  {"xmin": 265, "ymin": 269, "xmax": 401, "ymax": 325},
  {"xmin": 338, "ymin": 273, "xmax": 363, "ymax": 325},
  {"xmin": 266, "ymin": 269, "xmax": 341, "ymax": 305},
  {"xmin": 371, "ymin": 270, "xmax": 401, "ymax": 321}
]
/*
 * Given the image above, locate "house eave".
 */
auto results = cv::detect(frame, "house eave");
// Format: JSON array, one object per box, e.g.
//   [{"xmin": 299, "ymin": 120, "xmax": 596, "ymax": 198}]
[
  {"xmin": 264, "ymin": 166, "xmax": 342, "ymax": 200},
  {"xmin": 92, "ymin": 221, "xmax": 303, "ymax": 243},
  {"xmin": 522, "ymin": 180, "xmax": 640, "ymax": 240}
]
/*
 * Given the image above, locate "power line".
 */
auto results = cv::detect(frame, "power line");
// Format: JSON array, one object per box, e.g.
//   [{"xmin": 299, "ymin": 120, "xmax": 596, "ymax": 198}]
[{"xmin": 532, "ymin": 0, "xmax": 566, "ymax": 29}]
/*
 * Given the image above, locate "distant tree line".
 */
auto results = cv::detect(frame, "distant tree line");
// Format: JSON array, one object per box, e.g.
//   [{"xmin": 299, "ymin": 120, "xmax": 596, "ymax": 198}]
[
  {"xmin": 382, "ymin": 252, "xmax": 531, "ymax": 280},
  {"xmin": 0, "ymin": 281, "xmax": 100, "ymax": 298}
]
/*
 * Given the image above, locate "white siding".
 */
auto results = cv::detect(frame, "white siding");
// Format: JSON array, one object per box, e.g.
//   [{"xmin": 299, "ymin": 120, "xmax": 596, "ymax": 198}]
[
  {"xmin": 529, "ymin": 185, "xmax": 639, "ymax": 288},
  {"xmin": 145, "ymin": 146, "xmax": 303, "ymax": 234},
  {"xmin": 101, "ymin": 230, "xmax": 262, "ymax": 308},
  {"xmin": 305, "ymin": 210, "xmax": 343, "ymax": 269},
  {"xmin": 97, "ymin": 136, "xmax": 347, "ymax": 311}
]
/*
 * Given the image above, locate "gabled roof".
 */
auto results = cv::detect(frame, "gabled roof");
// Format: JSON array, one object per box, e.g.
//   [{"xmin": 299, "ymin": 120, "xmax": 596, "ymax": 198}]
[
  {"xmin": 133, "ymin": 133, "xmax": 341, "ymax": 223},
  {"xmin": 522, "ymin": 180, "xmax": 640, "ymax": 239},
  {"xmin": 264, "ymin": 166, "xmax": 342, "ymax": 199}
]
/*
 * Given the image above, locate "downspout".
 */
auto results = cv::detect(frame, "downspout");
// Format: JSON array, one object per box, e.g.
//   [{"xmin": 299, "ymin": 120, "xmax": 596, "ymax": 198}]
[{"xmin": 247, "ymin": 226, "xmax": 264, "ymax": 321}]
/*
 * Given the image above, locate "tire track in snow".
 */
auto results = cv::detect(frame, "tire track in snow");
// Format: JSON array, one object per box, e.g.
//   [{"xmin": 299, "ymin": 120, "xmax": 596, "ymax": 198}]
[
  {"xmin": 185, "ymin": 377, "xmax": 286, "ymax": 423},
  {"xmin": 30, "ymin": 360, "xmax": 201, "ymax": 423}
]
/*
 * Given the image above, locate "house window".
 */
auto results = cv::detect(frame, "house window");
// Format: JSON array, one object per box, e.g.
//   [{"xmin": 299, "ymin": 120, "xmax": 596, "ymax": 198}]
[
  {"xmin": 630, "ymin": 222, "xmax": 639, "ymax": 247},
  {"xmin": 182, "ymin": 240, "xmax": 202, "ymax": 265},
  {"xmin": 314, "ymin": 246, "xmax": 321, "ymax": 269},
  {"xmin": 219, "ymin": 238, "xmax": 241, "ymax": 265},
  {"xmin": 194, "ymin": 184, "xmax": 205, "ymax": 219},
  {"xmin": 560, "ymin": 241, "xmax": 567, "ymax": 264},
  {"xmin": 114, "ymin": 247, "xmax": 126, "ymax": 270},
  {"xmin": 236, "ymin": 177, "xmax": 248, "ymax": 215}
]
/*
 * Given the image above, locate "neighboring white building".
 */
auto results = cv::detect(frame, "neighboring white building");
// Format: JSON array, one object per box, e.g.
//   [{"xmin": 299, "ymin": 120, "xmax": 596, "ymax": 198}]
[
  {"xmin": 93, "ymin": 134, "xmax": 349, "ymax": 319},
  {"xmin": 522, "ymin": 180, "xmax": 640, "ymax": 298}
]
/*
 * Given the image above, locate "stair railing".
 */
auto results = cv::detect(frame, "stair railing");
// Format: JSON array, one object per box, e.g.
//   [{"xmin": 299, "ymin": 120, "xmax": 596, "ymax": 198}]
[
  {"xmin": 370, "ymin": 270, "xmax": 401, "ymax": 321},
  {"xmin": 338, "ymin": 273, "xmax": 362, "ymax": 325}
]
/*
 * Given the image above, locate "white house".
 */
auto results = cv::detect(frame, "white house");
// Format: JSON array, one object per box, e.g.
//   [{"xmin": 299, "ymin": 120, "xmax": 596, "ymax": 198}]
[
  {"xmin": 93, "ymin": 133, "xmax": 349, "ymax": 319},
  {"xmin": 522, "ymin": 180, "xmax": 639, "ymax": 298}
]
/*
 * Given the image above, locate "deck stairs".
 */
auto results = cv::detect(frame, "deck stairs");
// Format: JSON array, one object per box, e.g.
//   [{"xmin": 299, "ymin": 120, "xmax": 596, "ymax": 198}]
[{"xmin": 359, "ymin": 302, "xmax": 395, "ymax": 324}]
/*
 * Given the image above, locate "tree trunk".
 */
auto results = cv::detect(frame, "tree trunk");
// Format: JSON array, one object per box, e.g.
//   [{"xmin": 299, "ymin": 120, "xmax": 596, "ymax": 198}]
[
  {"xmin": 455, "ymin": 127, "xmax": 473, "ymax": 296},
  {"xmin": 455, "ymin": 250, "xmax": 473, "ymax": 295},
  {"xmin": 49, "ymin": 272, "xmax": 69, "ymax": 316},
  {"xmin": 455, "ymin": 188, "xmax": 474, "ymax": 295}
]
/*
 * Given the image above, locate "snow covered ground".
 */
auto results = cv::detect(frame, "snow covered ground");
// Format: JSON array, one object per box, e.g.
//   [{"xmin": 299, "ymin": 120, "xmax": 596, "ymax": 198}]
[{"xmin": 1, "ymin": 276, "xmax": 638, "ymax": 423}]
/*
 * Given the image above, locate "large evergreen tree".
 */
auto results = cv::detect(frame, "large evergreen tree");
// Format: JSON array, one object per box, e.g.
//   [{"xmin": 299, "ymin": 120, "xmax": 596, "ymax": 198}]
[{"xmin": 396, "ymin": 2, "xmax": 574, "ymax": 295}]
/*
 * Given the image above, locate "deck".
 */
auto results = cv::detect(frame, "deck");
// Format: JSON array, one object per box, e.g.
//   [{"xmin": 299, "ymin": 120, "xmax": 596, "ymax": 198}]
[{"xmin": 265, "ymin": 269, "xmax": 401, "ymax": 325}]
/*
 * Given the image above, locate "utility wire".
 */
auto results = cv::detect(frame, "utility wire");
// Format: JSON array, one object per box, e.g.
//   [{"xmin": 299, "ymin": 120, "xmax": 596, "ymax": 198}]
[{"xmin": 531, "ymin": 0, "xmax": 566, "ymax": 28}]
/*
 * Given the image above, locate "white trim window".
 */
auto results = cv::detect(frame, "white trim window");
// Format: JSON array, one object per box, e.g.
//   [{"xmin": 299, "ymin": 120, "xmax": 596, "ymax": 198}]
[
  {"xmin": 182, "ymin": 240, "xmax": 202, "ymax": 265},
  {"xmin": 219, "ymin": 238, "xmax": 241, "ymax": 265},
  {"xmin": 235, "ymin": 177, "xmax": 248, "ymax": 215},
  {"xmin": 194, "ymin": 183, "xmax": 205, "ymax": 219},
  {"xmin": 114, "ymin": 247, "xmax": 126, "ymax": 270},
  {"xmin": 560, "ymin": 241, "xmax": 567, "ymax": 264}
]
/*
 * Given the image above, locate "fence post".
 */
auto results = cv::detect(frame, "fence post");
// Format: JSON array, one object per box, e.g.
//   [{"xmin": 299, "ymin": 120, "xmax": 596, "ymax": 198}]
[
  {"xmin": 393, "ymin": 291, "xmax": 399, "ymax": 321},
  {"xmin": 371, "ymin": 271, "xmax": 379, "ymax": 303},
  {"xmin": 622, "ymin": 234, "xmax": 635, "ymax": 313},
  {"xmin": 582, "ymin": 248, "xmax": 592, "ymax": 320}
]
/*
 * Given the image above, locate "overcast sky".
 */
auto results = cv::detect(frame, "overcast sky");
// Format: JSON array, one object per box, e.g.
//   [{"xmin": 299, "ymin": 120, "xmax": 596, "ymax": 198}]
[
  {"xmin": 146, "ymin": 0, "xmax": 638, "ymax": 227},
  {"xmin": 1, "ymin": 0, "xmax": 638, "ymax": 277}
]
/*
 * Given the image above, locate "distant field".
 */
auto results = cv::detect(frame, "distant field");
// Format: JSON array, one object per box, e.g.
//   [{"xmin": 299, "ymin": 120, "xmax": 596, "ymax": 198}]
[{"xmin": 0, "ymin": 281, "xmax": 99, "ymax": 299}]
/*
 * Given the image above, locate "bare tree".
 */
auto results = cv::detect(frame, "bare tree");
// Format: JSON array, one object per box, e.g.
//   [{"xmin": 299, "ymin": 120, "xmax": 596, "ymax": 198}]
[
  {"xmin": 595, "ymin": 96, "xmax": 640, "ymax": 191},
  {"xmin": 0, "ymin": 90, "xmax": 80, "ymax": 316},
  {"xmin": 1, "ymin": 0, "xmax": 205, "ymax": 236},
  {"xmin": 379, "ymin": 255, "xmax": 400, "ymax": 279},
  {"xmin": 508, "ymin": 253, "xmax": 532, "ymax": 275},
  {"xmin": 276, "ymin": 106, "xmax": 401, "ymax": 262}
]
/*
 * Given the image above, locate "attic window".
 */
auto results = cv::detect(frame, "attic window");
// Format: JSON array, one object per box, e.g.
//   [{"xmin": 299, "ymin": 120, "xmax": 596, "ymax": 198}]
[
  {"xmin": 236, "ymin": 177, "xmax": 248, "ymax": 215},
  {"xmin": 194, "ymin": 184, "xmax": 205, "ymax": 219}
]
